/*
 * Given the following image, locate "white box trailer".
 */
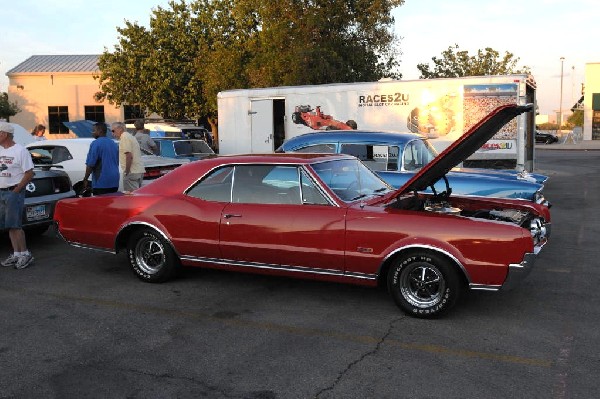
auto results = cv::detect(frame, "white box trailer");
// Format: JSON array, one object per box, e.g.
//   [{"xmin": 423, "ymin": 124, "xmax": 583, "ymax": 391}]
[{"xmin": 217, "ymin": 74, "xmax": 537, "ymax": 170}]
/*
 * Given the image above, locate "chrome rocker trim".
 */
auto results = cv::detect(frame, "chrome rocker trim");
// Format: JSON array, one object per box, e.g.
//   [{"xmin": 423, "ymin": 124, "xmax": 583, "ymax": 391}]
[{"xmin": 180, "ymin": 255, "xmax": 377, "ymax": 281}]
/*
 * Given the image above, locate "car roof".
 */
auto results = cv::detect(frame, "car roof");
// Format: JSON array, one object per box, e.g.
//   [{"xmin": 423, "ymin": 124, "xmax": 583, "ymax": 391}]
[
  {"xmin": 281, "ymin": 130, "xmax": 425, "ymax": 149},
  {"xmin": 26, "ymin": 138, "xmax": 96, "ymax": 147},
  {"xmin": 136, "ymin": 153, "xmax": 356, "ymax": 195}
]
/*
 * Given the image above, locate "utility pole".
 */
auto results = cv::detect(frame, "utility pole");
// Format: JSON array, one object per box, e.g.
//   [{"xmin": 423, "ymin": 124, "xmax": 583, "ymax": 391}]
[{"xmin": 559, "ymin": 57, "xmax": 565, "ymax": 130}]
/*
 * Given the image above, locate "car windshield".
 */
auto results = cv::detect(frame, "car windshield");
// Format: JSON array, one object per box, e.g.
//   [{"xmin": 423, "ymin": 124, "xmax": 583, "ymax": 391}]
[
  {"xmin": 311, "ymin": 159, "xmax": 392, "ymax": 202},
  {"xmin": 403, "ymin": 139, "xmax": 437, "ymax": 171},
  {"xmin": 173, "ymin": 140, "xmax": 214, "ymax": 156}
]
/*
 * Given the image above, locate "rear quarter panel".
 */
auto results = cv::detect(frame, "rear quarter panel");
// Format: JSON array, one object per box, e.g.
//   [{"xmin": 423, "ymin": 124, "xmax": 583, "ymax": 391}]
[{"xmin": 54, "ymin": 194, "xmax": 159, "ymax": 250}]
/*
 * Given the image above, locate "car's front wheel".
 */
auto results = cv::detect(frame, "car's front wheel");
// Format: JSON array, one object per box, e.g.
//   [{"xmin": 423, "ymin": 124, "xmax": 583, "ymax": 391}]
[
  {"xmin": 127, "ymin": 228, "xmax": 179, "ymax": 283},
  {"xmin": 387, "ymin": 252, "xmax": 462, "ymax": 318}
]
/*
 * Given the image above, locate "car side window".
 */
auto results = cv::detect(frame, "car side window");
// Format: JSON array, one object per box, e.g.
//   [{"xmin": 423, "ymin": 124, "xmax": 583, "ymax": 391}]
[
  {"xmin": 292, "ymin": 143, "xmax": 336, "ymax": 153},
  {"xmin": 51, "ymin": 146, "xmax": 73, "ymax": 163},
  {"xmin": 403, "ymin": 139, "xmax": 435, "ymax": 171},
  {"xmin": 300, "ymin": 169, "xmax": 330, "ymax": 205},
  {"xmin": 340, "ymin": 144, "xmax": 399, "ymax": 171},
  {"xmin": 186, "ymin": 166, "xmax": 234, "ymax": 202},
  {"xmin": 233, "ymin": 165, "xmax": 304, "ymax": 205}
]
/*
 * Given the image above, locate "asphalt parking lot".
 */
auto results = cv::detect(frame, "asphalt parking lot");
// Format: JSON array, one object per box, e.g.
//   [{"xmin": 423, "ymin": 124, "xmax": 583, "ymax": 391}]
[{"xmin": 0, "ymin": 148, "xmax": 598, "ymax": 398}]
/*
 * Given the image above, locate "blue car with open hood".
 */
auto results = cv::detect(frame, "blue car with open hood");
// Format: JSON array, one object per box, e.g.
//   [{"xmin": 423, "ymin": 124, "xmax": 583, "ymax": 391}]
[{"xmin": 277, "ymin": 119, "xmax": 549, "ymax": 205}]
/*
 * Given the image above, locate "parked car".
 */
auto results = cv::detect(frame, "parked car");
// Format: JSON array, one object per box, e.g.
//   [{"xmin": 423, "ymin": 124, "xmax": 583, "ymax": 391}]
[
  {"xmin": 2, "ymin": 166, "xmax": 76, "ymax": 236},
  {"xmin": 1, "ymin": 123, "xmax": 76, "ymax": 235},
  {"xmin": 535, "ymin": 130, "xmax": 559, "ymax": 144},
  {"xmin": 53, "ymin": 104, "xmax": 550, "ymax": 318},
  {"xmin": 26, "ymin": 138, "xmax": 189, "ymax": 194},
  {"xmin": 278, "ymin": 130, "xmax": 549, "ymax": 205},
  {"xmin": 151, "ymin": 138, "xmax": 215, "ymax": 161}
]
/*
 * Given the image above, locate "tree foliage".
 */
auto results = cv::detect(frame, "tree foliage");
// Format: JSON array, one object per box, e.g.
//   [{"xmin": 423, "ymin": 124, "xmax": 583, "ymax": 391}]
[
  {"xmin": 96, "ymin": 0, "xmax": 403, "ymax": 133},
  {"xmin": 0, "ymin": 92, "xmax": 21, "ymax": 121},
  {"xmin": 417, "ymin": 44, "xmax": 530, "ymax": 79},
  {"xmin": 567, "ymin": 110, "xmax": 583, "ymax": 127}
]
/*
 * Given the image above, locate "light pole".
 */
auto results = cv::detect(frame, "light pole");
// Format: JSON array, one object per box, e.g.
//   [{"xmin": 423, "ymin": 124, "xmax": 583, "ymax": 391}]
[{"xmin": 559, "ymin": 57, "xmax": 565, "ymax": 130}]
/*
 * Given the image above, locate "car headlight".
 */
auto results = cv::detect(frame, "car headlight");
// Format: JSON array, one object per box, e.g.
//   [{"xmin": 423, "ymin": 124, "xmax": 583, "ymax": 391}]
[
  {"xmin": 529, "ymin": 218, "xmax": 547, "ymax": 244},
  {"xmin": 534, "ymin": 190, "xmax": 550, "ymax": 207}
]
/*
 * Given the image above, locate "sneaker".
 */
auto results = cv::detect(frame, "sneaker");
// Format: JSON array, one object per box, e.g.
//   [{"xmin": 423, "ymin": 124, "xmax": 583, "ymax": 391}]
[
  {"xmin": 14, "ymin": 254, "xmax": 34, "ymax": 270},
  {"xmin": 1, "ymin": 254, "xmax": 19, "ymax": 267}
]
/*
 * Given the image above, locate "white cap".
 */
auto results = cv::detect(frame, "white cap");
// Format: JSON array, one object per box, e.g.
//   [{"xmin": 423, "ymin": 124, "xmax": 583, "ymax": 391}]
[{"xmin": 0, "ymin": 122, "xmax": 14, "ymax": 134}]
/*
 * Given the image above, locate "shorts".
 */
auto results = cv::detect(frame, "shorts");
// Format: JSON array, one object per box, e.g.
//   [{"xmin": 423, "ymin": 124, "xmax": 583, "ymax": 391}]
[
  {"xmin": 123, "ymin": 173, "xmax": 144, "ymax": 192},
  {"xmin": 0, "ymin": 190, "xmax": 26, "ymax": 229}
]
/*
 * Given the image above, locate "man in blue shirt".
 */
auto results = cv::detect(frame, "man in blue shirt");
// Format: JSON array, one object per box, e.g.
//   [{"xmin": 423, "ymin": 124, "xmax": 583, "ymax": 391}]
[{"xmin": 82, "ymin": 123, "xmax": 120, "ymax": 195}]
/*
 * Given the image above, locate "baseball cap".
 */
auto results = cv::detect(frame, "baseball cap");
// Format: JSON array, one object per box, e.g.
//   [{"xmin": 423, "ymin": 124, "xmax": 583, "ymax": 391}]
[{"xmin": 0, "ymin": 122, "xmax": 14, "ymax": 134}]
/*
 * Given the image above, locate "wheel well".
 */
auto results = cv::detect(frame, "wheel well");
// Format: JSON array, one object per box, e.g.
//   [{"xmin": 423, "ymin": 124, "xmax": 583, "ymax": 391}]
[
  {"xmin": 377, "ymin": 247, "xmax": 469, "ymax": 289},
  {"xmin": 115, "ymin": 224, "xmax": 178, "ymax": 258},
  {"xmin": 115, "ymin": 224, "xmax": 147, "ymax": 253}
]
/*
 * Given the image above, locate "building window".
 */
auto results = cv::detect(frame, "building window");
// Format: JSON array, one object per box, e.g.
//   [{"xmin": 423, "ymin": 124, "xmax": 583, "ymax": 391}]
[
  {"xmin": 84, "ymin": 105, "xmax": 105, "ymax": 123},
  {"xmin": 48, "ymin": 106, "xmax": 69, "ymax": 134},
  {"xmin": 124, "ymin": 105, "xmax": 144, "ymax": 121}
]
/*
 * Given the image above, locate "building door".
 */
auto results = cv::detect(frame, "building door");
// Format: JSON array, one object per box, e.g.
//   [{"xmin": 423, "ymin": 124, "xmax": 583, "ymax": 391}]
[{"xmin": 250, "ymin": 99, "xmax": 274, "ymax": 153}]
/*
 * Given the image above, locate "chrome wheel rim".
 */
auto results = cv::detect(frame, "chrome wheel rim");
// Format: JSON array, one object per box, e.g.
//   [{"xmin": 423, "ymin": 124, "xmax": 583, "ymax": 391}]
[
  {"xmin": 134, "ymin": 235, "xmax": 166, "ymax": 275},
  {"xmin": 400, "ymin": 264, "xmax": 445, "ymax": 308}
]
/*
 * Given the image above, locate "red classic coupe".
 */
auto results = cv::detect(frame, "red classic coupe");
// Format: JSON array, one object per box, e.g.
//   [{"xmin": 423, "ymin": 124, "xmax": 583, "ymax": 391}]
[{"xmin": 54, "ymin": 104, "xmax": 550, "ymax": 317}]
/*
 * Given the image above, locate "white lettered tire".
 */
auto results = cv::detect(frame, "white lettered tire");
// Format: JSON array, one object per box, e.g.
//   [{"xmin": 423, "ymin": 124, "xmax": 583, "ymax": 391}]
[
  {"xmin": 388, "ymin": 252, "xmax": 462, "ymax": 318},
  {"xmin": 127, "ymin": 228, "xmax": 179, "ymax": 283}
]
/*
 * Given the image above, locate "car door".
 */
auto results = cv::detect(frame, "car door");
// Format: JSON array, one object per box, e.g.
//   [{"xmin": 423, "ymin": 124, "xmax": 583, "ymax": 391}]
[
  {"xmin": 174, "ymin": 166, "xmax": 233, "ymax": 259},
  {"xmin": 219, "ymin": 164, "xmax": 347, "ymax": 272}
]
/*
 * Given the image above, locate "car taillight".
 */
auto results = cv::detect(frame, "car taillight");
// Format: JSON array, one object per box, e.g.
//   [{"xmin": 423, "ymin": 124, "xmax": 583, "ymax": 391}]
[
  {"xmin": 144, "ymin": 167, "xmax": 177, "ymax": 179},
  {"xmin": 53, "ymin": 176, "xmax": 72, "ymax": 193}
]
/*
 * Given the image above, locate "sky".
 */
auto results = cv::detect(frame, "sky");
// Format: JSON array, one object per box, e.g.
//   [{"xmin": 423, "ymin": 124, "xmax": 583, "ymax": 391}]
[{"xmin": 1, "ymin": 0, "xmax": 597, "ymax": 116}]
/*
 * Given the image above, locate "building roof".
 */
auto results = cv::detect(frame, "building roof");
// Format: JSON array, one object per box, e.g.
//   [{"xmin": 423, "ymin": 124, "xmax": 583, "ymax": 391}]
[{"xmin": 6, "ymin": 55, "xmax": 100, "ymax": 75}]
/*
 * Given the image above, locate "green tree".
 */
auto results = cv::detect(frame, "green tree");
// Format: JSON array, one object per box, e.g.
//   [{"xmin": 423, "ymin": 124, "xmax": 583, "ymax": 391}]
[
  {"xmin": 567, "ymin": 110, "xmax": 583, "ymax": 128},
  {"xmin": 96, "ymin": 0, "xmax": 404, "ymax": 138},
  {"xmin": 0, "ymin": 92, "xmax": 20, "ymax": 121},
  {"xmin": 417, "ymin": 44, "xmax": 530, "ymax": 79},
  {"xmin": 97, "ymin": 1, "xmax": 203, "ymax": 120}
]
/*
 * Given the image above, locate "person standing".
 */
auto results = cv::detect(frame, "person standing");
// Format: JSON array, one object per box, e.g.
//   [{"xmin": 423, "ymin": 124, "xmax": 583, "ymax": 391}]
[
  {"xmin": 111, "ymin": 122, "xmax": 145, "ymax": 192},
  {"xmin": 82, "ymin": 123, "xmax": 120, "ymax": 195},
  {"xmin": 0, "ymin": 122, "xmax": 35, "ymax": 269},
  {"xmin": 31, "ymin": 124, "xmax": 47, "ymax": 141},
  {"xmin": 133, "ymin": 119, "xmax": 157, "ymax": 155}
]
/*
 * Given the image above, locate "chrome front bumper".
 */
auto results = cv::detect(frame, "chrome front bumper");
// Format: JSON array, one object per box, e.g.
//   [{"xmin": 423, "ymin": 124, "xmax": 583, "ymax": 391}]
[{"xmin": 502, "ymin": 252, "xmax": 537, "ymax": 291}]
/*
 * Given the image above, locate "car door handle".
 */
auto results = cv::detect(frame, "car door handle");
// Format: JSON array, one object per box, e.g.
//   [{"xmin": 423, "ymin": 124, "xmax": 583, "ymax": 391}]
[{"xmin": 223, "ymin": 214, "xmax": 242, "ymax": 219}]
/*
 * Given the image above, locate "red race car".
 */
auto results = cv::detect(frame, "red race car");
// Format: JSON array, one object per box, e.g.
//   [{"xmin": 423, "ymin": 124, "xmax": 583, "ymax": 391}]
[{"xmin": 54, "ymin": 104, "xmax": 549, "ymax": 318}]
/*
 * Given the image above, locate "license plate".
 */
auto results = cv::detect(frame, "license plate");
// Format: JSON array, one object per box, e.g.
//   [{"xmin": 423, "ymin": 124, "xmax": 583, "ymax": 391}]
[{"xmin": 26, "ymin": 204, "xmax": 48, "ymax": 221}]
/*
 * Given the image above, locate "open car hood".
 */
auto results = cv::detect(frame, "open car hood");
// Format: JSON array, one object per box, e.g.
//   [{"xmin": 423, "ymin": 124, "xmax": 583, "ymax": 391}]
[{"xmin": 392, "ymin": 103, "xmax": 533, "ymax": 198}]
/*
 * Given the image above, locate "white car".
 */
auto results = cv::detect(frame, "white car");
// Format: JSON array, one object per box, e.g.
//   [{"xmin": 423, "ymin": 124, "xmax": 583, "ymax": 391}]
[{"xmin": 26, "ymin": 138, "xmax": 189, "ymax": 194}]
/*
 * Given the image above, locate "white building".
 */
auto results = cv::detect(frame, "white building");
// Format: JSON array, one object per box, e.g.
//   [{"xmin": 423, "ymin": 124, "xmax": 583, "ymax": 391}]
[{"xmin": 5, "ymin": 55, "xmax": 140, "ymax": 138}]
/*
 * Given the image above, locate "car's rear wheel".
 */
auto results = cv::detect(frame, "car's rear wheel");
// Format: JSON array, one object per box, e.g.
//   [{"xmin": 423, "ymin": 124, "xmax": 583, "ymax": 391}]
[
  {"xmin": 127, "ymin": 228, "xmax": 179, "ymax": 283},
  {"xmin": 546, "ymin": 137, "xmax": 554, "ymax": 144},
  {"xmin": 387, "ymin": 252, "xmax": 462, "ymax": 318}
]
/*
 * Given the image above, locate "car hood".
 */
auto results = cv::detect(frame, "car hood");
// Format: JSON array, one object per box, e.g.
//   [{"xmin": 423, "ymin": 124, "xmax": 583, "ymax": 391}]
[{"xmin": 390, "ymin": 103, "xmax": 533, "ymax": 199}]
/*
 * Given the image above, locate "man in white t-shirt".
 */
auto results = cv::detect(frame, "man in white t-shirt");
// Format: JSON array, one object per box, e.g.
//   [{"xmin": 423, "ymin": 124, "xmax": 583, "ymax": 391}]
[{"xmin": 0, "ymin": 122, "xmax": 35, "ymax": 269}]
